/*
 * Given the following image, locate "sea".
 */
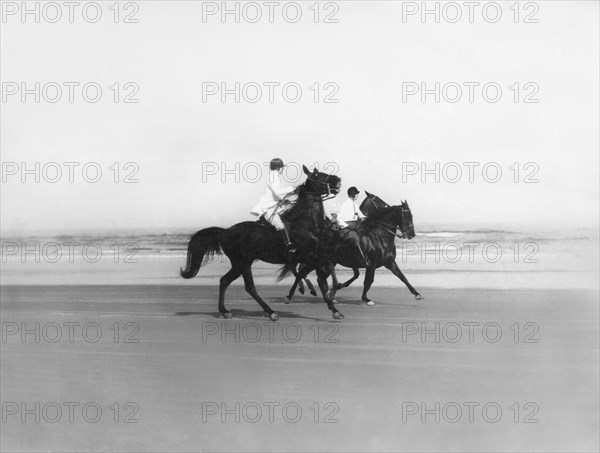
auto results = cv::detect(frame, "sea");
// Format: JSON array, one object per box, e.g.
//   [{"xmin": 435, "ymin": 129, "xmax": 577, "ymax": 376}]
[{"xmin": 1, "ymin": 224, "xmax": 598, "ymax": 290}]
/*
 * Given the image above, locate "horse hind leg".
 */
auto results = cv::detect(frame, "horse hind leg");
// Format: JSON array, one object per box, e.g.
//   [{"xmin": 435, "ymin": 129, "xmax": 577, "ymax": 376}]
[
  {"xmin": 285, "ymin": 264, "xmax": 314, "ymax": 303},
  {"xmin": 328, "ymin": 268, "xmax": 359, "ymax": 302},
  {"xmin": 326, "ymin": 268, "xmax": 340, "ymax": 301},
  {"xmin": 219, "ymin": 265, "xmax": 244, "ymax": 318},
  {"xmin": 298, "ymin": 277, "xmax": 305, "ymax": 295},
  {"xmin": 344, "ymin": 268, "xmax": 361, "ymax": 288},
  {"xmin": 285, "ymin": 276, "xmax": 301, "ymax": 304},
  {"xmin": 286, "ymin": 267, "xmax": 303, "ymax": 303},
  {"xmin": 298, "ymin": 281, "xmax": 305, "ymax": 295},
  {"xmin": 286, "ymin": 269, "xmax": 317, "ymax": 294},
  {"xmin": 242, "ymin": 265, "xmax": 279, "ymax": 321},
  {"xmin": 334, "ymin": 267, "xmax": 360, "ymax": 291},
  {"xmin": 304, "ymin": 278, "xmax": 317, "ymax": 296},
  {"xmin": 316, "ymin": 266, "xmax": 344, "ymax": 320}
]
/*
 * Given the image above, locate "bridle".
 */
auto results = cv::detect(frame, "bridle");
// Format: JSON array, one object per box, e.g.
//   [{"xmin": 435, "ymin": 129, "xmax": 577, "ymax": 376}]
[
  {"xmin": 275, "ymin": 173, "xmax": 338, "ymax": 210},
  {"xmin": 372, "ymin": 218, "xmax": 407, "ymax": 240},
  {"xmin": 304, "ymin": 172, "xmax": 338, "ymax": 200},
  {"xmin": 368, "ymin": 202, "xmax": 409, "ymax": 240}
]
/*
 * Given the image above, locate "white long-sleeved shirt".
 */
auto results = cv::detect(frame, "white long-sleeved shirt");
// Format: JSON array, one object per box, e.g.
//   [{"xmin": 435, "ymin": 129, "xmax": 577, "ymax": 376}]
[
  {"xmin": 323, "ymin": 197, "xmax": 340, "ymax": 220},
  {"xmin": 338, "ymin": 198, "xmax": 365, "ymax": 228},
  {"xmin": 250, "ymin": 171, "xmax": 294, "ymax": 216}
]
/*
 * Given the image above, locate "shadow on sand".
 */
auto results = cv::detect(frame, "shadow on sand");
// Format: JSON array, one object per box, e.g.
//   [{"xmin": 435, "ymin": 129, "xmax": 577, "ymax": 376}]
[{"xmin": 175, "ymin": 309, "xmax": 330, "ymax": 322}]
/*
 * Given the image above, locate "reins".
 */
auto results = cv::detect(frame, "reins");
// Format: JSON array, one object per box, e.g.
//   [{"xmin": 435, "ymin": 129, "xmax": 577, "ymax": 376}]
[{"xmin": 371, "ymin": 220, "xmax": 406, "ymax": 239}]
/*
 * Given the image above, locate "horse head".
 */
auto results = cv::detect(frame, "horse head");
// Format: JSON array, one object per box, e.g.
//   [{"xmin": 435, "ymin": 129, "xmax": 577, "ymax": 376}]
[
  {"xmin": 302, "ymin": 165, "xmax": 341, "ymax": 197},
  {"xmin": 365, "ymin": 199, "xmax": 415, "ymax": 240},
  {"xmin": 398, "ymin": 200, "xmax": 415, "ymax": 240}
]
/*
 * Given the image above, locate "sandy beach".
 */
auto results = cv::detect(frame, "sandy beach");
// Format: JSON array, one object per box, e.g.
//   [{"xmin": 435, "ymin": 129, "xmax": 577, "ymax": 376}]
[
  {"xmin": 1, "ymin": 284, "xmax": 598, "ymax": 452},
  {"xmin": 2, "ymin": 1, "xmax": 598, "ymax": 450}
]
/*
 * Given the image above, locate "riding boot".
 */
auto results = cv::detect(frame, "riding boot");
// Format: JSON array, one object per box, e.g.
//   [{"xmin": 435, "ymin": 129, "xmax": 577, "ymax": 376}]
[{"xmin": 278, "ymin": 229, "xmax": 297, "ymax": 261}]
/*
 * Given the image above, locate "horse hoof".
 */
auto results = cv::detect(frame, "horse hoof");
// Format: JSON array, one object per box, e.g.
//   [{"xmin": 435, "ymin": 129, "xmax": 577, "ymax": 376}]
[
  {"xmin": 365, "ymin": 300, "xmax": 375, "ymax": 306},
  {"xmin": 310, "ymin": 289, "xmax": 318, "ymax": 297},
  {"xmin": 415, "ymin": 294, "xmax": 423, "ymax": 300},
  {"xmin": 284, "ymin": 296, "xmax": 292, "ymax": 304},
  {"xmin": 270, "ymin": 312, "xmax": 279, "ymax": 321},
  {"xmin": 332, "ymin": 311, "xmax": 344, "ymax": 320},
  {"xmin": 299, "ymin": 287, "xmax": 305, "ymax": 295},
  {"xmin": 223, "ymin": 312, "xmax": 233, "ymax": 319}
]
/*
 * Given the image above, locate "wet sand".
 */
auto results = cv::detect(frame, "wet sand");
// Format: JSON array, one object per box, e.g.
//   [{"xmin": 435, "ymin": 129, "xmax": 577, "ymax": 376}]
[{"xmin": 1, "ymin": 284, "xmax": 598, "ymax": 452}]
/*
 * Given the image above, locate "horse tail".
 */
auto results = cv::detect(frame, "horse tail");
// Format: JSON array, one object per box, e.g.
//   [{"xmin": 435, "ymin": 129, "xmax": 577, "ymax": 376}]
[
  {"xmin": 180, "ymin": 227, "xmax": 225, "ymax": 279},
  {"xmin": 277, "ymin": 262, "xmax": 297, "ymax": 282}
]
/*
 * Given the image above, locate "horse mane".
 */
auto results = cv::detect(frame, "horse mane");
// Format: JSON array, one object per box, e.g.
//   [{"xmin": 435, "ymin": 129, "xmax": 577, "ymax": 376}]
[
  {"xmin": 360, "ymin": 192, "xmax": 390, "ymax": 216},
  {"xmin": 281, "ymin": 178, "xmax": 324, "ymax": 223},
  {"xmin": 369, "ymin": 205, "xmax": 396, "ymax": 219},
  {"xmin": 360, "ymin": 205, "xmax": 400, "ymax": 229}
]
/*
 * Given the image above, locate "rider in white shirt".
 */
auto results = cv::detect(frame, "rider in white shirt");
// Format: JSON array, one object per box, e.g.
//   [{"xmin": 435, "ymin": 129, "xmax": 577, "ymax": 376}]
[
  {"xmin": 337, "ymin": 186, "xmax": 366, "ymax": 228},
  {"xmin": 336, "ymin": 186, "xmax": 370, "ymax": 266},
  {"xmin": 250, "ymin": 158, "xmax": 297, "ymax": 255},
  {"xmin": 323, "ymin": 196, "xmax": 340, "ymax": 224}
]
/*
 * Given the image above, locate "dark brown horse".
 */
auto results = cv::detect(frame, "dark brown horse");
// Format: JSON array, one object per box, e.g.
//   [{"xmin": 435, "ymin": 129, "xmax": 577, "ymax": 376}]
[
  {"xmin": 280, "ymin": 195, "xmax": 423, "ymax": 305},
  {"xmin": 180, "ymin": 165, "xmax": 343, "ymax": 320}
]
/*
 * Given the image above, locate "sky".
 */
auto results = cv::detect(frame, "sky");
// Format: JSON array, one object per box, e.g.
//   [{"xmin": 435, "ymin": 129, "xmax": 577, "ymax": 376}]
[{"xmin": 1, "ymin": 1, "xmax": 598, "ymax": 233}]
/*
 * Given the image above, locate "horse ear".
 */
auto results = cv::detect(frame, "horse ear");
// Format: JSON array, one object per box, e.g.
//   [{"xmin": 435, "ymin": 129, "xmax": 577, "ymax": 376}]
[
  {"xmin": 366, "ymin": 191, "xmax": 372, "ymax": 198},
  {"xmin": 313, "ymin": 168, "xmax": 318, "ymax": 174},
  {"xmin": 303, "ymin": 165, "xmax": 310, "ymax": 175}
]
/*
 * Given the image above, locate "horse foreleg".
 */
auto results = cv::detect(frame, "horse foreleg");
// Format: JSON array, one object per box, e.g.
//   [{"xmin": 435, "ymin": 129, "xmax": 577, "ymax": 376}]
[
  {"xmin": 361, "ymin": 266, "xmax": 376, "ymax": 306},
  {"xmin": 385, "ymin": 260, "xmax": 423, "ymax": 300}
]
